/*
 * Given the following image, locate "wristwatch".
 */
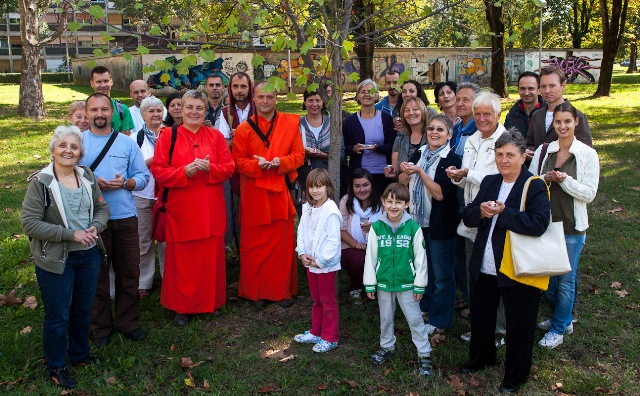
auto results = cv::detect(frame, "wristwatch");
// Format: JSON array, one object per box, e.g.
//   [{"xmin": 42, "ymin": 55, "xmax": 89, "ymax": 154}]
[{"xmin": 122, "ymin": 178, "xmax": 129, "ymax": 190}]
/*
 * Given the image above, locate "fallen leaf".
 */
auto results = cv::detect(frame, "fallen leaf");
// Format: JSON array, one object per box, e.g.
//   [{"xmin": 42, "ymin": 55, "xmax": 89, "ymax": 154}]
[
  {"xmin": 4, "ymin": 208, "xmax": 12, "ymax": 212},
  {"xmin": 594, "ymin": 387, "xmax": 615, "ymax": 394},
  {"xmin": 588, "ymin": 285, "xmax": 600, "ymax": 295},
  {"xmin": 607, "ymin": 207, "xmax": 623, "ymax": 214},
  {"xmin": 430, "ymin": 333, "xmax": 447, "ymax": 346},
  {"xmin": 23, "ymin": 296, "xmax": 37, "ymax": 309},
  {"xmin": 184, "ymin": 371, "xmax": 194, "ymax": 387},
  {"xmin": 278, "ymin": 354, "xmax": 295, "ymax": 363},
  {"xmin": 551, "ymin": 382, "xmax": 563, "ymax": 390},
  {"xmin": 629, "ymin": 187, "xmax": 640, "ymax": 191},
  {"xmin": 145, "ymin": 383, "xmax": 153, "ymax": 392},
  {"xmin": 316, "ymin": 384, "xmax": 328, "ymax": 390},
  {"xmin": 449, "ymin": 375, "xmax": 462, "ymax": 389},
  {"xmin": 106, "ymin": 376, "xmax": 116, "ymax": 385},
  {"xmin": 624, "ymin": 304, "xmax": 637, "ymax": 310},
  {"xmin": 615, "ymin": 290, "xmax": 629, "ymax": 298},
  {"xmin": 343, "ymin": 378, "xmax": 359, "ymax": 388},
  {"xmin": 379, "ymin": 385, "xmax": 393, "ymax": 391},
  {"xmin": 170, "ymin": 344, "xmax": 176, "ymax": 352},
  {"xmin": 60, "ymin": 390, "xmax": 73, "ymax": 396},
  {"xmin": 0, "ymin": 289, "xmax": 22, "ymax": 307},
  {"xmin": 383, "ymin": 367, "xmax": 392, "ymax": 377},
  {"xmin": 262, "ymin": 349, "xmax": 286, "ymax": 359},
  {"xmin": 180, "ymin": 357, "xmax": 203, "ymax": 368},
  {"xmin": 610, "ymin": 281, "xmax": 622, "ymax": 289},
  {"xmin": 203, "ymin": 379, "xmax": 210, "ymax": 390},
  {"xmin": 257, "ymin": 385, "xmax": 278, "ymax": 393},
  {"xmin": 408, "ymin": 392, "xmax": 420, "ymax": 396},
  {"xmin": 19, "ymin": 326, "xmax": 32, "ymax": 335},
  {"xmin": 468, "ymin": 376, "xmax": 481, "ymax": 387}
]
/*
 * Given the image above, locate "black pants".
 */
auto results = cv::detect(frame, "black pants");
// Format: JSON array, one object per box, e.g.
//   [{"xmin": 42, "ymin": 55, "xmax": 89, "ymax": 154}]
[{"xmin": 467, "ymin": 273, "xmax": 540, "ymax": 388}]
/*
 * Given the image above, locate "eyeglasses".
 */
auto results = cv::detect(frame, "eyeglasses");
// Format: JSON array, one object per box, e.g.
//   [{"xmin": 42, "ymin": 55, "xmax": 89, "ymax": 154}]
[{"xmin": 427, "ymin": 126, "xmax": 447, "ymax": 132}]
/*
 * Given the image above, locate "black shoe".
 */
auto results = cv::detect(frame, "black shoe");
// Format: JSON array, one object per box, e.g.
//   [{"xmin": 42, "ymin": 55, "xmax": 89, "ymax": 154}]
[
  {"xmin": 418, "ymin": 356, "xmax": 432, "ymax": 377},
  {"xmin": 499, "ymin": 384, "xmax": 518, "ymax": 393},
  {"xmin": 70, "ymin": 355, "xmax": 98, "ymax": 367},
  {"xmin": 122, "ymin": 328, "xmax": 145, "ymax": 341},
  {"xmin": 461, "ymin": 364, "xmax": 481, "ymax": 374},
  {"xmin": 213, "ymin": 309, "xmax": 221, "ymax": 317},
  {"xmin": 50, "ymin": 368, "xmax": 76, "ymax": 389},
  {"xmin": 371, "ymin": 348, "xmax": 394, "ymax": 365},
  {"xmin": 175, "ymin": 314, "xmax": 189, "ymax": 326},
  {"xmin": 278, "ymin": 299, "xmax": 294, "ymax": 308},
  {"xmin": 93, "ymin": 334, "xmax": 112, "ymax": 348},
  {"xmin": 252, "ymin": 299, "xmax": 266, "ymax": 309}
]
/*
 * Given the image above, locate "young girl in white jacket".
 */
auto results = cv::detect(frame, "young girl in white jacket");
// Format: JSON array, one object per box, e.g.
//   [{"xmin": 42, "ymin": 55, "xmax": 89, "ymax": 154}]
[{"xmin": 294, "ymin": 168, "xmax": 342, "ymax": 353}]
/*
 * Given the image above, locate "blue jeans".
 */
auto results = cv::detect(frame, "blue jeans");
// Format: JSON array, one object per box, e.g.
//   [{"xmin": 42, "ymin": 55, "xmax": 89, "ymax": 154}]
[
  {"xmin": 36, "ymin": 246, "xmax": 101, "ymax": 370},
  {"xmin": 420, "ymin": 229, "xmax": 456, "ymax": 329},
  {"xmin": 545, "ymin": 234, "xmax": 586, "ymax": 335}
]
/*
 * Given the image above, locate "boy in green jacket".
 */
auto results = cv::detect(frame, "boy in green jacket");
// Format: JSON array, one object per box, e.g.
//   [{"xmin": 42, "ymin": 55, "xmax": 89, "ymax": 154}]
[{"xmin": 364, "ymin": 183, "xmax": 432, "ymax": 377}]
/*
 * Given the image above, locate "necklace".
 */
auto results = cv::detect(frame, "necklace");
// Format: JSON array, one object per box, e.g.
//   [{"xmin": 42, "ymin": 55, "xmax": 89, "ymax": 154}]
[
  {"xmin": 185, "ymin": 132, "xmax": 199, "ymax": 148},
  {"xmin": 53, "ymin": 166, "xmax": 80, "ymax": 188}
]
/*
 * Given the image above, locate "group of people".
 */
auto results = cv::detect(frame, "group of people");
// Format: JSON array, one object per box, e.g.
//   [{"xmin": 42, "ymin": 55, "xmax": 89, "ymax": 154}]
[{"xmin": 21, "ymin": 64, "xmax": 599, "ymax": 393}]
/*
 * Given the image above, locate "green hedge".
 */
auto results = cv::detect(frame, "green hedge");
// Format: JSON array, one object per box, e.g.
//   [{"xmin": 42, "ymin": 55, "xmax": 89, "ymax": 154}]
[{"xmin": 0, "ymin": 72, "xmax": 71, "ymax": 83}]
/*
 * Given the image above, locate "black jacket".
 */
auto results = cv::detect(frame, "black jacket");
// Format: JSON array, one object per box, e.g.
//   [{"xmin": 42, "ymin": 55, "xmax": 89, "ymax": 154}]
[
  {"xmin": 463, "ymin": 169, "xmax": 550, "ymax": 287},
  {"xmin": 424, "ymin": 150, "xmax": 462, "ymax": 239},
  {"xmin": 504, "ymin": 95, "xmax": 546, "ymax": 139},
  {"xmin": 342, "ymin": 111, "xmax": 396, "ymax": 174}
]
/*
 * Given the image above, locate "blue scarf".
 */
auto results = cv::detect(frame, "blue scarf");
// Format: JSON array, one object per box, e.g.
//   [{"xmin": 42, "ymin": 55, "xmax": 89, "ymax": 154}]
[
  {"xmin": 142, "ymin": 124, "xmax": 158, "ymax": 146},
  {"xmin": 412, "ymin": 144, "xmax": 447, "ymax": 225}
]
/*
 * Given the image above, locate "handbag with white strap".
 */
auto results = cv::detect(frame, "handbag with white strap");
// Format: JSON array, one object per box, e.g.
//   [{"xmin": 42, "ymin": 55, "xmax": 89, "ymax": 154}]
[{"xmin": 508, "ymin": 176, "xmax": 572, "ymax": 277}]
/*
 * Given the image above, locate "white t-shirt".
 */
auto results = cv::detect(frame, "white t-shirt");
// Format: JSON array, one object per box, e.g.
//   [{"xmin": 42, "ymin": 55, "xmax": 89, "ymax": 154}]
[
  {"xmin": 216, "ymin": 104, "xmax": 252, "ymax": 139},
  {"xmin": 545, "ymin": 111, "xmax": 554, "ymax": 132},
  {"xmin": 481, "ymin": 180, "xmax": 515, "ymax": 276},
  {"xmin": 129, "ymin": 131, "xmax": 156, "ymax": 200}
]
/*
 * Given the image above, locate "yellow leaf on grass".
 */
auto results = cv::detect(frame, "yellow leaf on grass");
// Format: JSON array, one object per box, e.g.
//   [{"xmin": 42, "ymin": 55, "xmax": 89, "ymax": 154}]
[
  {"xmin": 184, "ymin": 377, "xmax": 194, "ymax": 387},
  {"xmin": 203, "ymin": 379, "xmax": 211, "ymax": 390}
]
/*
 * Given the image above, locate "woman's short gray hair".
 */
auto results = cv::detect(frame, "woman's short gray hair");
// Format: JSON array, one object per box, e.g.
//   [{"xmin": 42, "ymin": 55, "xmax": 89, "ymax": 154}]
[
  {"xmin": 355, "ymin": 78, "xmax": 379, "ymax": 105},
  {"xmin": 472, "ymin": 91, "xmax": 501, "ymax": 116},
  {"xmin": 49, "ymin": 125, "xmax": 84, "ymax": 162},
  {"xmin": 181, "ymin": 90, "xmax": 208, "ymax": 106},
  {"xmin": 140, "ymin": 96, "xmax": 164, "ymax": 114},
  {"xmin": 495, "ymin": 128, "xmax": 526, "ymax": 154}
]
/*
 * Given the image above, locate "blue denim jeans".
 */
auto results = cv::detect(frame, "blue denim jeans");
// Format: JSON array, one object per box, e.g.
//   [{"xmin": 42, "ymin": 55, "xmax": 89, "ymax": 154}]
[
  {"xmin": 545, "ymin": 234, "xmax": 586, "ymax": 335},
  {"xmin": 36, "ymin": 246, "xmax": 101, "ymax": 370},
  {"xmin": 420, "ymin": 228, "xmax": 456, "ymax": 329}
]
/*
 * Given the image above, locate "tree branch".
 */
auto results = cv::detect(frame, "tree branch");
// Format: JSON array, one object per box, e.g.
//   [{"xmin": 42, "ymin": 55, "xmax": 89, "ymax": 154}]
[{"xmin": 348, "ymin": 0, "xmax": 406, "ymax": 32}]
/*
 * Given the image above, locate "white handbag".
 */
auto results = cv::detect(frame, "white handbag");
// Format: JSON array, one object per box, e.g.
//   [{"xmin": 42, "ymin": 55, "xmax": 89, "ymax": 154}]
[{"xmin": 508, "ymin": 176, "xmax": 572, "ymax": 277}]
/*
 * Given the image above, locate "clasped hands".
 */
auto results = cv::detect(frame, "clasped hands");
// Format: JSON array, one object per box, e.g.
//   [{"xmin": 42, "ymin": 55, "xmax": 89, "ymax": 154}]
[
  {"xmin": 254, "ymin": 155, "xmax": 280, "ymax": 170},
  {"xmin": 445, "ymin": 166, "xmax": 469, "ymax": 182},
  {"xmin": 96, "ymin": 173, "xmax": 128, "ymax": 191},
  {"xmin": 73, "ymin": 226, "xmax": 98, "ymax": 247},
  {"xmin": 185, "ymin": 155, "xmax": 210, "ymax": 177},
  {"xmin": 544, "ymin": 170, "xmax": 567, "ymax": 184},
  {"xmin": 480, "ymin": 200, "xmax": 505, "ymax": 219},
  {"xmin": 299, "ymin": 253, "xmax": 320, "ymax": 269}
]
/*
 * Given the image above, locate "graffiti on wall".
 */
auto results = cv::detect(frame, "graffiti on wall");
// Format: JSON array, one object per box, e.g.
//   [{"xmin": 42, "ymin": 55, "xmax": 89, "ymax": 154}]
[
  {"xmin": 146, "ymin": 56, "xmax": 229, "ymax": 90},
  {"xmin": 542, "ymin": 54, "xmax": 600, "ymax": 83},
  {"xmin": 506, "ymin": 54, "xmax": 525, "ymax": 83},
  {"xmin": 456, "ymin": 54, "xmax": 489, "ymax": 84}
]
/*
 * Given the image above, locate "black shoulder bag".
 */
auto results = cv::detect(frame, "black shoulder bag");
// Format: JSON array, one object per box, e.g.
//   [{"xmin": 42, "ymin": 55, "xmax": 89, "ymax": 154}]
[{"xmin": 89, "ymin": 131, "xmax": 119, "ymax": 172}]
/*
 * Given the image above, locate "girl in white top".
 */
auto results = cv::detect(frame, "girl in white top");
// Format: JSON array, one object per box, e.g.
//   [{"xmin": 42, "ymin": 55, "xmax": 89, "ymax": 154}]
[{"xmin": 294, "ymin": 168, "xmax": 342, "ymax": 353}]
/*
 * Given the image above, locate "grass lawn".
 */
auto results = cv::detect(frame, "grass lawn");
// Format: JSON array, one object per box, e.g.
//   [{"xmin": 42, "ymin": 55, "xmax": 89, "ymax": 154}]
[{"xmin": 1, "ymin": 68, "xmax": 639, "ymax": 395}]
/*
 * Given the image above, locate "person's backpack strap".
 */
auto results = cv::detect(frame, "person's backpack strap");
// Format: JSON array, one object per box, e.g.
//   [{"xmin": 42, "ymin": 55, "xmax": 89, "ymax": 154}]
[
  {"xmin": 159, "ymin": 125, "xmax": 179, "ymax": 204},
  {"xmin": 537, "ymin": 143, "xmax": 550, "ymax": 175},
  {"xmin": 136, "ymin": 128, "xmax": 145, "ymax": 148},
  {"xmin": 115, "ymin": 100, "xmax": 124, "ymax": 121},
  {"xmin": 89, "ymin": 131, "xmax": 118, "ymax": 172}
]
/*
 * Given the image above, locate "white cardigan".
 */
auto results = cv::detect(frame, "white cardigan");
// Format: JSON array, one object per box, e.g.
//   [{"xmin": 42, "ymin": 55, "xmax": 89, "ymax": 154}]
[
  {"xmin": 296, "ymin": 199, "xmax": 342, "ymax": 274},
  {"xmin": 529, "ymin": 138, "xmax": 599, "ymax": 232}
]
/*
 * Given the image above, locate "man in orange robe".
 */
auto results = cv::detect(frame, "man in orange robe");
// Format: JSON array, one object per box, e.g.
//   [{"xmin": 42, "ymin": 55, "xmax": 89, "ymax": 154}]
[{"xmin": 233, "ymin": 81, "xmax": 305, "ymax": 308}]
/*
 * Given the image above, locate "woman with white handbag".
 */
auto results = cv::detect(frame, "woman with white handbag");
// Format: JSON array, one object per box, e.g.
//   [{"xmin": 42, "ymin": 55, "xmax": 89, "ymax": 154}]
[{"xmin": 529, "ymin": 102, "xmax": 600, "ymax": 349}]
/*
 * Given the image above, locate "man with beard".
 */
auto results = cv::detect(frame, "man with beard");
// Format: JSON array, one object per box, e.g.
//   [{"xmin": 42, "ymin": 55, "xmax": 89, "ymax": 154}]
[
  {"xmin": 233, "ymin": 81, "xmax": 305, "ymax": 309},
  {"xmin": 505, "ymin": 72, "xmax": 545, "ymax": 139},
  {"xmin": 203, "ymin": 75, "xmax": 226, "ymax": 137},
  {"xmin": 89, "ymin": 66, "xmax": 135, "ymax": 135},
  {"xmin": 375, "ymin": 70, "xmax": 400, "ymax": 116},
  {"xmin": 128, "ymin": 80, "xmax": 165, "ymax": 134},
  {"xmin": 79, "ymin": 93, "xmax": 150, "ymax": 347}
]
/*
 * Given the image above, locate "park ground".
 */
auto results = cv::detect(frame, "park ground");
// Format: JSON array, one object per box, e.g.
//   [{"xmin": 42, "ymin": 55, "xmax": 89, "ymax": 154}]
[{"xmin": 0, "ymin": 68, "xmax": 638, "ymax": 395}]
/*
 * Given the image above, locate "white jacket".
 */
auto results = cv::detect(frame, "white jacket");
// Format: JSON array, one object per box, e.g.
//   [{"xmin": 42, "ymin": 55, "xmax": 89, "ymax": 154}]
[
  {"xmin": 453, "ymin": 123, "xmax": 505, "ymax": 240},
  {"xmin": 529, "ymin": 138, "xmax": 599, "ymax": 232},
  {"xmin": 296, "ymin": 199, "xmax": 342, "ymax": 274}
]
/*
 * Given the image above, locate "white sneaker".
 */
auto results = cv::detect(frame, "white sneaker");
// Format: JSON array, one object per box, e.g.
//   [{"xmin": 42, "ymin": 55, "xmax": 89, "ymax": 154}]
[
  {"xmin": 294, "ymin": 330, "xmax": 321, "ymax": 344},
  {"xmin": 349, "ymin": 289, "xmax": 363, "ymax": 305},
  {"xmin": 537, "ymin": 319, "xmax": 573, "ymax": 335},
  {"xmin": 539, "ymin": 332, "xmax": 564, "ymax": 349},
  {"xmin": 425, "ymin": 324, "xmax": 438, "ymax": 335},
  {"xmin": 460, "ymin": 331, "xmax": 471, "ymax": 343}
]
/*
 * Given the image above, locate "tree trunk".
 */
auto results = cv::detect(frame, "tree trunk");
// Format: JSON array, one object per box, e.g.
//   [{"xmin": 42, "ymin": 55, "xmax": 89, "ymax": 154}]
[
  {"xmin": 484, "ymin": 1, "xmax": 508, "ymax": 97},
  {"xmin": 595, "ymin": 0, "xmax": 629, "ymax": 96},
  {"xmin": 627, "ymin": 42, "xmax": 638, "ymax": 73},
  {"xmin": 18, "ymin": 44, "xmax": 45, "ymax": 118},
  {"xmin": 328, "ymin": 65, "xmax": 343, "ymax": 202},
  {"xmin": 353, "ymin": 0, "xmax": 375, "ymax": 81}
]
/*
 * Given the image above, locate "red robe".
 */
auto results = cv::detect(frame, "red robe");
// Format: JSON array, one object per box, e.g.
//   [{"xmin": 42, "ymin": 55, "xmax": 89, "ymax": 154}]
[
  {"xmin": 233, "ymin": 112, "xmax": 305, "ymax": 301},
  {"xmin": 151, "ymin": 125, "xmax": 234, "ymax": 313}
]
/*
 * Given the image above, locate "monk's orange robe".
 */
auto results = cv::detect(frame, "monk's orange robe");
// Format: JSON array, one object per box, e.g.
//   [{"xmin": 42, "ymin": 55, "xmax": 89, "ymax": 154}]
[{"xmin": 233, "ymin": 112, "xmax": 305, "ymax": 301}]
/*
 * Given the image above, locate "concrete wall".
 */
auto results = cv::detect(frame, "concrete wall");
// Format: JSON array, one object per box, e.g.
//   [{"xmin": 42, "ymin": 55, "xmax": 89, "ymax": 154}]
[{"xmin": 72, "ymin": 47, "xmax": 603, "ymax": 95}]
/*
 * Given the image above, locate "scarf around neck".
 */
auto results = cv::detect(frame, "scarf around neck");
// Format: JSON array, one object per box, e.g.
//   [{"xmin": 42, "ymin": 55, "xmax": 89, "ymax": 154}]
[
  {"xmin": 142, "ymin": 124, "xmax": 158, "ymax": 146},
  {"xmin": 350, "ymin": 197, "xmax": 383, "ymax": 244},
  {"xmin": 412, "ymin": 144, "xmax": 447, "ymax": 225}
]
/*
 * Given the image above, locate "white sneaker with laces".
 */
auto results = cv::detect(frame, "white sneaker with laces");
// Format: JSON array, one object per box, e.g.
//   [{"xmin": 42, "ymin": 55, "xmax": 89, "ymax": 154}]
[
  {"xmin": 539, "ymin": 332, "xmax": 564, "ymax": 349},
  {"xmin": 537, "ymin": 319, "xmax": 573, "ymax": 335},
  {"xmin": 294, "ymin": 331, "xmax": 321, "ymax": 344}
]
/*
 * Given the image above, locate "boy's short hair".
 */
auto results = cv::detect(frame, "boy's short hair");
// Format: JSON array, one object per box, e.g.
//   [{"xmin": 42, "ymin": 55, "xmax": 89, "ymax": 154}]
[
  {"xmin": 305, "ymin": 168, "xmax": 334, "ymax": 204},
  {"xmin": 382, "ymin": 183, "xmax": 410, "ymax": 203}
]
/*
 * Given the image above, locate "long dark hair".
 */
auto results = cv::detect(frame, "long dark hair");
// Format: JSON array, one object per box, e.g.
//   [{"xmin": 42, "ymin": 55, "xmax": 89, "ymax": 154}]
[
  {"xmin": 163, "ymin": 93, "xmax": 182, "ymax": 126},
  {"xmin": 393, "ymin": 79, "xmax": 429, "ymax": 117},
  {"xmin": 345, "ymin": 168, "xmax": 381, "ymax": 215},
  {"xmin": 553, "ymin": 101, "xmax": 578, "ymax": 119}
]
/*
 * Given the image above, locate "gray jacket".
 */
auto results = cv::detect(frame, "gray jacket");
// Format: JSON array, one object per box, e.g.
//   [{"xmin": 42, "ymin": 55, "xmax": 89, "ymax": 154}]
[{"xmin": 21, "ymin": 163, "xmax": 110, "ymax": 274}]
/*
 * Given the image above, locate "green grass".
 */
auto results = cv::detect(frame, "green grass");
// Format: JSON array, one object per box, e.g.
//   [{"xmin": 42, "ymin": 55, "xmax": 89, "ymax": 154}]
[{"xmin": 1, "ymin": 69, "xmax": 639, "ymax": 395}]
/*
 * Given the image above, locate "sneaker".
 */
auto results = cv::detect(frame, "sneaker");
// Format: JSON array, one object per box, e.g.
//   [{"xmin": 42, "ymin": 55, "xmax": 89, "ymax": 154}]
[
  {"xmin": 70, "ymin": 355, "xmax": 97, "ymax": 367},
  {"xmin": 460, "ymin": 331, "xmax": 471, "ymax": 343},
  {"xmin": 418, "ymin": 356, "xmax": 432, "ymax": 377},
  {"xmin": 538, "ymin": 332, "xmax": 563, "ymax": 349},
  {"xmin": 175, "ymin": 313, "xmax": 189, "ymax": 327},
  {"xmin": 294, "ymin": 330, "xmax": 321, "ymax": 344},
  {"xmin": 93, "ymin": 334, "xmax": 112, "ymax": 348},
  {"xmin": 312, "ymin": 339, "xmax": 338, "ymax": 353},
  {"xmin": 349, "ymin": 289, "xmax": 363, "ymax": 305},
  {"xmin": 371, "ymin": 348, "xmax": 394, "ymax": 365},
  {"xmin": 50, "ymin": 368, "xmax": 76, "ymax": 389},
  {"xmin": 425, "ymin": 324, "xmax": 439, "ymax": 335},
  {"xmin": 537, "ymin": 319, "xmax": 573, "ymax": 335},
  {"xmin": 122, "ymin": 328, "xmax": 146, "ymax": 341}
]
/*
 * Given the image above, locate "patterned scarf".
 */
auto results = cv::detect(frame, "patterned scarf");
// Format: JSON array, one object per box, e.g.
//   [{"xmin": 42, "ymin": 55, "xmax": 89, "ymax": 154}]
[
  {"xmin": 412, "ymin": 144, "xmax": 448, "ymax": 224},
  {"xmin": 142, "ymin": 124, "xmax": 158, "ymax": 146}
]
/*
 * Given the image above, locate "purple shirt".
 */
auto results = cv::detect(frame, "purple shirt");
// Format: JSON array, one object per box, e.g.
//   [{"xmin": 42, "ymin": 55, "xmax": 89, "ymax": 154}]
[{"xmin": 358, "ymin": 111, "xmax": 388, "ymax": 174}]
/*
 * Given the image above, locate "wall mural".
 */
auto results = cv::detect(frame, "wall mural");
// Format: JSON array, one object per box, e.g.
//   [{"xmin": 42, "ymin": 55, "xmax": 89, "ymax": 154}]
[
  {"xmin": 146, "ymin": 56, "xmax": 230, "ymax": 90},
  {"xmin": 542, "ymin": 54, "xmax": 599, "ymax": 83}
]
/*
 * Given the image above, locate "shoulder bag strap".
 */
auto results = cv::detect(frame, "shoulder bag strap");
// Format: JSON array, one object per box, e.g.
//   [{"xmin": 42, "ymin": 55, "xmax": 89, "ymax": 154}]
[
  {"xmin": 89, "ymin": 131, "xmax": 118, "ymax": 172},
  {"xmin": 537, "ymin": 142, "xmax": 550, "ymax": 174},
  {"xmin": 115, "ymin": 100, "xmax": 124, "ymax": 121},
  {"xmin": 246, "ymin": 113, "xmax": 277, "ymax": 148},
  {"xmin": 136, "ymin": 129, "xmax": 145, "ymax": 148},
  {"xmin": 159, "ymin": 125, "xmax": 179, "ymax": 204},
  {"xmin": 519, "ymin": 175, "xmax": 549, "ymax": 211}
]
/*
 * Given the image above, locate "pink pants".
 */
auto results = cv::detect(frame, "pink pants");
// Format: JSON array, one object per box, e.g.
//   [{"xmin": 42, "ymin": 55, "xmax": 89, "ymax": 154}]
[{"xmin": 307, "ymin": 269, "xmax": 339, "ymax": 342}]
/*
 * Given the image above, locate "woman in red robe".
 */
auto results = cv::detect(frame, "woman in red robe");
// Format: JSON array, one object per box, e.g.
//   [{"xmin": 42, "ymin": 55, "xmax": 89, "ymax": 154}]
[
  {"xmin": 151, "ymin": 90, "xmax": 234, "ymax": 326},
  {"xmin": 233, "ymin": 83, "xmax": 305, "ymax": 308}
]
